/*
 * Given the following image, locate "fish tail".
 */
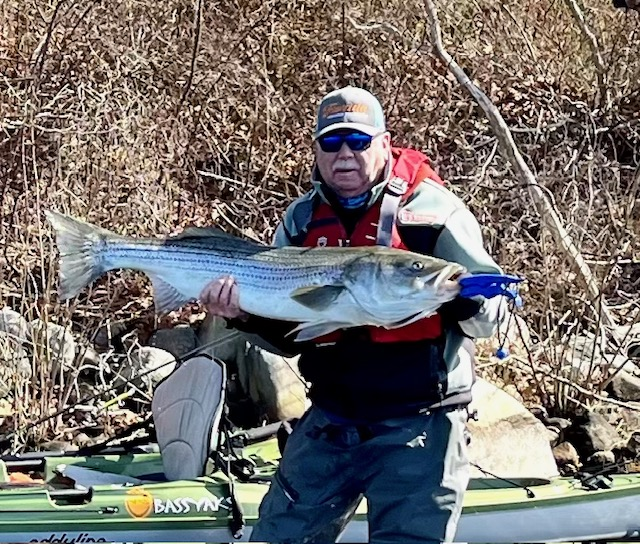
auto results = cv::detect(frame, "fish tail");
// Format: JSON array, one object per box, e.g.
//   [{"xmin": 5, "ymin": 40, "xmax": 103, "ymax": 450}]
[{"xmin": 45, "ymin": 211, "xmax": 120, "ymax": 300}]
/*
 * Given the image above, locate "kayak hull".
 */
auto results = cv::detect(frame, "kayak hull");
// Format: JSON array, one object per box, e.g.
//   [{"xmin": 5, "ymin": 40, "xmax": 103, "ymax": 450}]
[{"xmin": 1, "ymin": 439, "xmax": 640, "ymax": 543}]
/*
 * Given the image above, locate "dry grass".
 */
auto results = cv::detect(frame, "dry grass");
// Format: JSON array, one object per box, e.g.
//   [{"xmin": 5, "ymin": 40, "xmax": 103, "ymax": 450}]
[{"xmin": 1, "ymin": 0, "xmax": 640, "ymax": 445}]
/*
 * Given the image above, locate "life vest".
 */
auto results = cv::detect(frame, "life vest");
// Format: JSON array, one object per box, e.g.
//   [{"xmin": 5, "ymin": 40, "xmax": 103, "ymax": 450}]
[{"xmin": 302, "ymin": 147, "xmax": 446, "ymax": 343}]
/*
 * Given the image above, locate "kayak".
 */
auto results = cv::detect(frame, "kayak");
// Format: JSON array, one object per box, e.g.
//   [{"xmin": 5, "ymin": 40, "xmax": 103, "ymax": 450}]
[
  {"xmin": 1, "ymin": 436, "xmax": 640, "ymax": 544},
  {"xmin": 2, "ymin": 354, "xmax": 639, "ymax": 544}
]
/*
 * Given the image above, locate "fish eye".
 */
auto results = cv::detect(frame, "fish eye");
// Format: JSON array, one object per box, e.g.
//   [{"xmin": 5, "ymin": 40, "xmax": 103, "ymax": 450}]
[{"xmin": 411, "ymin": 261, "xmax": 424, "ymax": 271}]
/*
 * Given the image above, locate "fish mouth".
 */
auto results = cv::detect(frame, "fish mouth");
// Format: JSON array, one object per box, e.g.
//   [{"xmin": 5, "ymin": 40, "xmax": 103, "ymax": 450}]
[{"xmin": 413, "ymin": 267, "xmax": 464, "ymax": 292}]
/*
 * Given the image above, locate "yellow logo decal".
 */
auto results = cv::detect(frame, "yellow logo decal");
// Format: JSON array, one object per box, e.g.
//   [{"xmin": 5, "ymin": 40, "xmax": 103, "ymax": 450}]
[
  {"xmin": 322, "ymin": 103, "xmax": 368, "ymax": 118},
  {"xmin": 125, "ymin": 488, "xmax": 154, "ymax": 519}
]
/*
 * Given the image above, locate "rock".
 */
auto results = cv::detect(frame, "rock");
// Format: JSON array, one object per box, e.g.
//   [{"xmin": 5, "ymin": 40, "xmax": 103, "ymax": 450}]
[
  {"xmin": 0, "ymin": 307, "xmax": 29, "ymax": 342},
  {"xmin": 553, "ymin": 333, "xmax": 640, "ymax": 380},
  {"xmin": 236, "ymin": 345, "xmax": 307, "ymax": 422},
  {"xmin": 94, "ymin": 319, "xmax": 139, "ymax": 351},
  {"xmin": 0, "ymin": 331, "xmax": 32, "ymax": 396},
  {"xmin": 546, "ymin": 426, "xmax": 561, "ymax": 446},
  {"xmin": 467, "ymin": 379, "xmax": 559, "ymax": 479},
  {"xmin": 607, "ymin": 369, "xmax": 640, "ymax": 401},
  {"xmin": 586, "ymin": 450, "xmax": 616, "ymax": 466},
  {"xmin": 545, "ymin": 417, "xmax": 572, "ymax": 432},
  {"xmin": 73, "ymin": 432, "xmax": 92, "ymax": 448},
  {"xmin": 77, "ymin": 345, "xmax": 101, "ymax": 367},
  {"xmin": 544, "ymin": 417, "xmax": 572, "ymax": 446},
  {"xmin": 618, "ymin": 404, "xmax": 640, "ymax": 432},
  {"xmin": 149, "ymin": 324, "xmax": 198, "ymax": 360},
  {"xmin": 0, "ymin": 331, "xmax": 31, "ymax": 376},
  {"xmin": 120, "ymin": 346, "xmax": 177, "ymax": 389},
  {"xmin": 553, "ymin": 441, "xmax": 581, "ymax": 473},
  {"xmin": 41, "ymin": 440, "xmax": 69, "ymax": 452},
  {"xmin": 624, "ymin": 431, "xmax": 640, "ymax": 458},
  {"xmin": 197, "ymin": 315, "xmax": 245, "ymax": 364},
  {"xmin": 198, "ymin": 315, "xmax": 308, "ymax": 423},
  {"xmin": 564, "ymin": 412, "xmax": 622, "ymax": 459},
  {"xmin": 30, "ymin": 319, "xmax": 76, "ymax": 377}
]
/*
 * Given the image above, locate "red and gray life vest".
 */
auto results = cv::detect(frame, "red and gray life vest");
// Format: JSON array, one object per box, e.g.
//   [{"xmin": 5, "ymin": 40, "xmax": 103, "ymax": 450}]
[{"xmin": 301, "ymin": 147, "xmax": 446, "ymax": 343}]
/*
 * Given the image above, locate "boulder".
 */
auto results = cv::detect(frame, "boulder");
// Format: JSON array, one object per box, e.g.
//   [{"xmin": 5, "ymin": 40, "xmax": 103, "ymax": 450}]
[
  {"xmin": 0, "ymin": 331, "xmax": 31, "ymax": 376},
  {"xmin": 467, "ymin": 379, "xmax": 559, "ymax": 479},
  {"xmin": 564, "ymin": 412, "xmax": 623, "ymax": 459},
  {"xmin": 236, "ymin": 345, "xmax": 307, "ymax": 422},
  {"xmin": 586, "ymin": 450, "xmax": 616, "ymax": 466},
  {"xmin": 0, "ymin": 307, "xmax": 29, "ymax": 342},
  {"xmin": 607, "ymin": 369, "xmax": 640, "ymax": 402},
  {"xmin": 149, "ymin": 324, "xmax": 198, "ymax": 360},
  {"xmin": 552, "ymin": 441, "xmax": 581, "ymax": 474},
  {"xmin": 625, "ymin": 431, "xmax": 640, "ymax": 458},
  {"xmin": 197, "ymin": 315, "xmax": 245, "ymax": 364},
  {"xmin": 118, "ymin": 346, "xmax": 177, "ymax": 390},
  {"xmin": 198, "ymin": 315, "xmax": 307, "ymax": 422},
  {"xmin": 29, "ymin": 319, "xmax": 76, "ymax": 378},
  {"xmin": 0, "ymin": 332, "xmax": 31, "ymax": 396}
]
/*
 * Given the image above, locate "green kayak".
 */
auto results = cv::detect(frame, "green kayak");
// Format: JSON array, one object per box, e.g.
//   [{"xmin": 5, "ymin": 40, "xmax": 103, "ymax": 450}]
[
  {"xmin": 1, "ymin": 438, "xmax": 640, "ymax": 543},
  {"xmin": 1, "ymin": 355, "xmax": 638, "ymax": 543}
]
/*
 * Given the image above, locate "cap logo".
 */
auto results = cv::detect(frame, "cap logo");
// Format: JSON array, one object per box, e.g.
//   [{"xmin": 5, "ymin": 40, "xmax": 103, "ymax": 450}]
[{"xmin": 322, "ymin": 103, "xmax": 369, "ymax": 119}]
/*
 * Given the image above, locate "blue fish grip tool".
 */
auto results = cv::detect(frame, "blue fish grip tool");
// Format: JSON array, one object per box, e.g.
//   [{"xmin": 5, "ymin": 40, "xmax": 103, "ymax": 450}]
[{"xmin": 458, "ymin": 274, "xmax": 524, "ymax": 307}]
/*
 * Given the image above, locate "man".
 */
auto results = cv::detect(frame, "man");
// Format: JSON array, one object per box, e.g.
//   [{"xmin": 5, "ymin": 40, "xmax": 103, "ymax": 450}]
[{"xmin": 201, "ymin": 86, "xmax": 505, "ymax": 543}]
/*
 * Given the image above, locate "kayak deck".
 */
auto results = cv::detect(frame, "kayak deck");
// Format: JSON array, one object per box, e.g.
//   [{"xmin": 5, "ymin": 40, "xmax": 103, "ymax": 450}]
[{"xmin": 0, "ymin": 438, "xmax": 639, "ymax": 543}]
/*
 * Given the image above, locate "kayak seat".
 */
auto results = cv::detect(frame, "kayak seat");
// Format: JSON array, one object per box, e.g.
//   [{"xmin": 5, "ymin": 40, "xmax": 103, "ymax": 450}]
[{"xmin": 151, "ymin": 355, "xmax": 226, "ymax": 481}]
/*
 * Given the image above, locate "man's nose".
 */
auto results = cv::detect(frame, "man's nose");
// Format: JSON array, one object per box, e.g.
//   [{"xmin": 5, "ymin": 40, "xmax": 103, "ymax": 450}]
[{"xmin": 336, "ymin": 142, "xmax": 354, "ymax": 158}]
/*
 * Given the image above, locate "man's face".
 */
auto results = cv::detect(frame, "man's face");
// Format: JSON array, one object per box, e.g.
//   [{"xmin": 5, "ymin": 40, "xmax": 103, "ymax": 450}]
[{"xmin": 314, "ymin": 129, "xmax": 390, "ymax": 198}]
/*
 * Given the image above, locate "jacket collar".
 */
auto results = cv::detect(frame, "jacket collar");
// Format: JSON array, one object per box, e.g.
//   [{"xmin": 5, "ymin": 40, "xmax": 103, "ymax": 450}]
[{"xmin": 309, "ymin": 148, "xmax": 393, "ymax": 207}]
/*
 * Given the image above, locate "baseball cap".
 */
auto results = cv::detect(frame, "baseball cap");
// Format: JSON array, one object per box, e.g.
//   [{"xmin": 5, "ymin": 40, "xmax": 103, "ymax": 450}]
[{"xmin": 313, "ymin": 86, "xmax": 386, "ymax": 139}]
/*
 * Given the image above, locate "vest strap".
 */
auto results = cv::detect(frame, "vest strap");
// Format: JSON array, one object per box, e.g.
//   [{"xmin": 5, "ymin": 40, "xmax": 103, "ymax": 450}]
[{"xmin": 376, "ymin": 176, "xmax": 408, "ymax": 247}]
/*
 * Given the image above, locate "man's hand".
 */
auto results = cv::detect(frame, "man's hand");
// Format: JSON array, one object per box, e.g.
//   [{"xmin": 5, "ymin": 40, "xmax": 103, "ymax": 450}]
[
  {"xmin": 199, "ymin": 276, "xmax": 248, "ymax": 320},
  {"xmin": 438, "ymin": 296, "xmax": 483, "ymax": 326}
]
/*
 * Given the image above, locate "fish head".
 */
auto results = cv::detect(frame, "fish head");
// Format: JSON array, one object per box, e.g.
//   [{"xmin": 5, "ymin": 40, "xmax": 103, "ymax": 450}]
[{"xmin": 344, "ymin": 248, "xmax": 466, "ymax": 320}]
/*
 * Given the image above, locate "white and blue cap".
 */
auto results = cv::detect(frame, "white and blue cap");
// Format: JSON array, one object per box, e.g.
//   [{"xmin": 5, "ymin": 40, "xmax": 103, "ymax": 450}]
[{"xmin": 313, "ymin": 86, "xmax": 386, "ymax": 139}]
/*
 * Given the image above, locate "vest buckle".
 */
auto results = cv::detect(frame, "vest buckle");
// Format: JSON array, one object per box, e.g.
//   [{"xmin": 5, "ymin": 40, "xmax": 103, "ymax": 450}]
[{"xmin": 387, "ymin": 176, "xmax": 408, "ymax": 197}]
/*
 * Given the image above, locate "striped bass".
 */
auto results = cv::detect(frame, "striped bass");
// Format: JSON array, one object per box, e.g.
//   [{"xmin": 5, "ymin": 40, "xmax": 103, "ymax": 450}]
[{"xmin": 46, "ymin": 211, "xmax": 466, "ymax": 341}]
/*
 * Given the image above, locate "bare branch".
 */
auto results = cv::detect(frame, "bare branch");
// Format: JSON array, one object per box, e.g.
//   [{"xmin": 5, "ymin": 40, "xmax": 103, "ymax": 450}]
[
  {"xmin": 422, "ymin": 0, "xmax": 621, "ymax": 342},
  {"xmin": 564, "ymin": 0, "xmax": 610, "ymax": 107},
  {"xmin": 176, "ymin": 0, "xmax": 204, "ymax": 114}
]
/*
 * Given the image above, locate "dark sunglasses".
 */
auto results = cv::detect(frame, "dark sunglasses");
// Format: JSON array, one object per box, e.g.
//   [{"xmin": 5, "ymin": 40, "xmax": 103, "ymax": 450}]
[{"xmin": 317, "ymin": 131, "xmax": 378, "ymax": 153}]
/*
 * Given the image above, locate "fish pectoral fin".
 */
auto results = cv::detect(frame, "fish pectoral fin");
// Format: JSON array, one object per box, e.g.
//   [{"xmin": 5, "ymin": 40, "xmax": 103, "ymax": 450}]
[
  {"xmin": 148, "ymin": 274, "xmax": 192, "ymax": 314},
  {"xmin": 290, "ymin": 285, "xmax": 345, "ymax": 311},
  {"xmin": 288, "ymin": 321, "xmax": 353, "ymax": 342},
  {"xmin": 386, "ymin": 311, "xmax": 433, "ymax": 329}
]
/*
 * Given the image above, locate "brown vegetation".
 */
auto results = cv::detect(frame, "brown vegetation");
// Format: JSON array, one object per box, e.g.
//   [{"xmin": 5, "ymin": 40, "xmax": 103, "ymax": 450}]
[{"xmin": 1, "ymin": 0, "xmax": 639, "ymax": 448}]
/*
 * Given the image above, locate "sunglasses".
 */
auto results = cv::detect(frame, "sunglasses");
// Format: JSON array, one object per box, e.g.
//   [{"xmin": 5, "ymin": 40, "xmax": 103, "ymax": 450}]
[{"xmin": 317, "ymin": 131, "xmax": 378, "ymax": 153}]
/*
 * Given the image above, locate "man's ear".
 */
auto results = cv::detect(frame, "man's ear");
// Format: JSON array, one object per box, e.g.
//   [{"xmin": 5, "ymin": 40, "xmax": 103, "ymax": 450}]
[{"xmin": 380, "ymin": 131, "xmax": 392, "ymax": 150}]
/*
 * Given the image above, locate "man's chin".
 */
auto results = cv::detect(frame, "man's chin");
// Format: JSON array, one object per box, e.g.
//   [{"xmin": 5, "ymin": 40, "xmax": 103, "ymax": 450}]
[{"xmin": 331, "ymin": 175, "xmax": 367, "ymax": 192}]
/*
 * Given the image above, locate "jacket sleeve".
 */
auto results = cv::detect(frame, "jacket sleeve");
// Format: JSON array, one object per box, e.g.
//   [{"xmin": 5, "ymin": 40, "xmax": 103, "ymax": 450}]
[
  {"xmin": 225, "ymin": 315, "xmax": 304, "ymax": 357},
  {"xmin": 273, "ymin": 222, "xmax": 291, "ymax": 248},
  {"xmin": 432, "ymin": 207, "xmax": 507, "ymax": 339}
]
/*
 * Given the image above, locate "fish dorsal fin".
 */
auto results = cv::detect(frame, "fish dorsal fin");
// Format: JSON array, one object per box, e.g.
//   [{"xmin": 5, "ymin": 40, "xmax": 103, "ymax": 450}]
[
  {"xmin": 290, "ymin": 285, "xmax": 345, "ymax": 311},
  {"xmin": 172, "ymin": 226, "xmax": 237, "ymax": 240},
  {"xmin": 170, "ymin": 227, "xmax": 266, "ymax": 250},
  {"xmin": 149, "ymin": 274, "xmax": 192, "ymax": 313}
]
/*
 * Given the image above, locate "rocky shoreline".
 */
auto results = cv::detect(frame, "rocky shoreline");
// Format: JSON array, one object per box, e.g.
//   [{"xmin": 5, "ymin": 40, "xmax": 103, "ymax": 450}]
[{"xmin": 1, "ymin": 306, "xmax": 640, "ymax": 479}]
